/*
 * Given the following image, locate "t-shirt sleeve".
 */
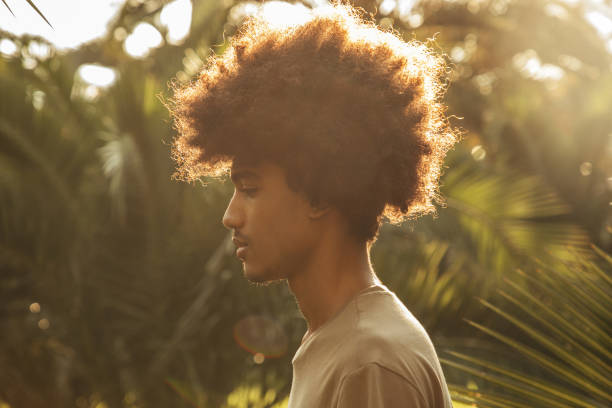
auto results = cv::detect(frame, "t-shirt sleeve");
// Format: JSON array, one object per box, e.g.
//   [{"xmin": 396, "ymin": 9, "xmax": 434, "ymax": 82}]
[{"xmin": 335, "ymin": 363, "xmax": 429, "ymax": 408}]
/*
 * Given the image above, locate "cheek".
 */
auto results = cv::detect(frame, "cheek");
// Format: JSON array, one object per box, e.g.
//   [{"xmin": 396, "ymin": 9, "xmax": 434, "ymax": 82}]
[
  {"xmin": 249, "ymin": 189, "xmax": 316, "ymax": 264},
  {"xmin": 274, "ymin": 211, "xmax": 316, "ymax": 259}
]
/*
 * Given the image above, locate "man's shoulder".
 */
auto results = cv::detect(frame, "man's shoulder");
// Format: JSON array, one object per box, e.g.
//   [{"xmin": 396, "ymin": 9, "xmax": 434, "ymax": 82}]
[
  {"xmin": 338, "ymin": 326, "xmax": 443, "ymax": 386},
  {"xmin": 352, "ymin": 288, "xmax": 433, "ymax": 350},
  {"xmin": 338, "ymin": 290, "xmax": 452, "ymax": 407},
  {"xmin": 338, "ymin": 289, "xmax": 440, "ymax": 372},
  {"xmin": 289, "ymin": 287, "xmax": 453, "ymax": 408}
]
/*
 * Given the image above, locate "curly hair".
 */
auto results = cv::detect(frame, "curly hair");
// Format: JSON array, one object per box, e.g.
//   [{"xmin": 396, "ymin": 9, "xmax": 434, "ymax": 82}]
[{"xmin": 168, "ymin": 2, "xmax": 458, "ymax": 243}]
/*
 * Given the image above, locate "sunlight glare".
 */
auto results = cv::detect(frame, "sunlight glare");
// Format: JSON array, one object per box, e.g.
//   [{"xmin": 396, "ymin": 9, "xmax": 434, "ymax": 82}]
[
  {"xmin": 580, "ymin": 162, "xmax": 593, "ymax": 176},
  {"xmin": 32, "ymin": 90, "xmax": 45, "ymax": 110},
  {"xmin": 585, "ymin": 11, "xmax": 612, "ymax": 38},
  {"xmin": 160, "ymin": 0, "xmax": 192, "ymax": 45},
  {"xmin": 451, "ymin": 46, "xmax": 466, "ymax": 62},
  {"xmin": 406, "ymin": 12, "xmax": 424, "ymax": 28},
  {"xmin": 260, "ymin": 1, "xmax": 312, "ymax": 29},
  {"xmin": 228, "ymin": 2, "xmax": 259, "ymax": 26},
  {"xmin": 0, "ymin": 38, "xmax": 18, "ymax": 57},
  {"xmin": 124, "ymin": 23, "xmax": 163, "ymax": 58},
  {"xmin": 0, "ymin": 0, "xmax": 123, "ymax": 50},
  {"xmin": 22, "ymin": 57, "xmax": 36, "ymax": 70},
  {"xmin": 228, "ymin": 1, "xmax": 314, "ymax": 29},
  {"xmin": 379, "ymin": 0, "xmax": 397, "ymax": 16},
  {"xmin": 513, "ymin": 49, "xmax": 565, "ymax": 81},
  {"xmin": 544, "ymin": 3, "xmax": 569, "ymax": 19},
  {"xmin": 473, "ymin": 72, "xmax": 495, "ymax": 94},
  {"xmin": 78, "ymin": 64, "xmax": 117, "ymax": 87},
  {"xmin": 28, "ymin": 42, "xmax": 51, "ymax": 60},
  {"xmin": 397, "ymin": 0, "xmax": 417, "ymax": 21},
  {"xmin": 558, "ymin": 54, "xmax": 583, "ymax": 71}
]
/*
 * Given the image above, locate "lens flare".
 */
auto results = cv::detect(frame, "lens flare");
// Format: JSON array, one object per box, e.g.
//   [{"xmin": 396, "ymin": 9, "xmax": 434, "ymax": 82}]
[{"xmin": 233, "ymin": 315, "xmax": 288, "ymax": 358}]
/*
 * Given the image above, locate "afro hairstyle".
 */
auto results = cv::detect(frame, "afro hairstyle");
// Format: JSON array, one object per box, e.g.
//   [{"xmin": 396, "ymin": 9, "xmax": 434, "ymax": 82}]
[{"xmin": 168, "ymin": 2, "xmax": 459, "ymax": 244}]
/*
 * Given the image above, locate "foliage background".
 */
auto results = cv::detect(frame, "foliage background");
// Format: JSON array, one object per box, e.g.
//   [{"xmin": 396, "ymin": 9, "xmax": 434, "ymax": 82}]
[{"xmin": 0, "ymin": 0, "xmax": 611, "ymax": 407}]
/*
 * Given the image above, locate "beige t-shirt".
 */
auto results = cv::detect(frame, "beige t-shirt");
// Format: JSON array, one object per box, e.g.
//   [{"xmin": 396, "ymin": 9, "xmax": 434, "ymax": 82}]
[{"xmin": 287, "ymin": 285, "xmax": 453, "ymax": 408}]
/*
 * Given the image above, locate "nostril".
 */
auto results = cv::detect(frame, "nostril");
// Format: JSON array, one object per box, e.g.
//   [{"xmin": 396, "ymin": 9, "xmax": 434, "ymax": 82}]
[{"xmin": 222, "ymin": 202, "xmax": 243, "ymax": 230}]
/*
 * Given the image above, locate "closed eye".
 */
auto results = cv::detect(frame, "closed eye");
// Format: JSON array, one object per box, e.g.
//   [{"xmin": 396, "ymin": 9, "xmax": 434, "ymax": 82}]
[{"xmin": 238, "ymin": 187, "xmax": 258, "ymax": 197}]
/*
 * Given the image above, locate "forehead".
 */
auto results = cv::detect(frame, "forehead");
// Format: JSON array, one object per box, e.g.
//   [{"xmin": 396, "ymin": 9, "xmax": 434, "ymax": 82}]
[
  {"xmin": 230, "ymin": 166, "xmax": 260, "ymax": 183},
  {"xmin": 229, "ymin": 161, "xmax": 288, "ymax": 187},
  {"xmin": 230, "ymin": 159, "xmax": 264, "ymax": 181}
]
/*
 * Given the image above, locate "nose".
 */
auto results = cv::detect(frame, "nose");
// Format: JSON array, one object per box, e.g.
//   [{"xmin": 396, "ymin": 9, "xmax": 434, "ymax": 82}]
[{"xmin": 222, "ymin": 190, "xmax": 244, "ymax": 230}]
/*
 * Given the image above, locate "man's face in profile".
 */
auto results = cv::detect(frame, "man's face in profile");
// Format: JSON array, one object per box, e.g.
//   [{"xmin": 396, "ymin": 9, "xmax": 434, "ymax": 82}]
[{"xmin": 223, "ymin": 162, "xmax": 318, "ymax": 283}]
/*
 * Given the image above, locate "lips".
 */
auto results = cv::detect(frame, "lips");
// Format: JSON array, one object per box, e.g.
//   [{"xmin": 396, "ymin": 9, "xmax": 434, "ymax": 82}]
[
  {"xmin": 232, "ymin": 237, "xmax": 248, "ymax": 260},
  {"xmin": 232, "ymin": 237, "xmax": 248, "ymax": 247},
  {"xmin": 236, "ymin": 246, "xmax": 248, "ymax": 259}
]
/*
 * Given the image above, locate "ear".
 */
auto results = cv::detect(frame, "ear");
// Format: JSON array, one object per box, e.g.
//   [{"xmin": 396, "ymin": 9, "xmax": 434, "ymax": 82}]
[{"xmin": 307, "ymin": 199, "xmax": 331, "ymax": 220}]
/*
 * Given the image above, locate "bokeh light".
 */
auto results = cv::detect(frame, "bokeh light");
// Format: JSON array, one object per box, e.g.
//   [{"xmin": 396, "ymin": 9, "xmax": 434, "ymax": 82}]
[
  {"xmin": 38, "ymin": 318, "xmax": 50, "ymax": 330},
  {"xmin": 513, "ymin": 49, "xmax": 565, "ymax": 82},
  {"xmin": 77, "ymin": 64, "xmax": 117, "ymax": 87},
  {"xmin": 585, "ymin": 11, "xmax": 612, "ymax": 38},
  {"xmin": 124, "ymin": 22, "xmax": 163, "ymax": 58},
  {"xmin": 27, "ymin": 42, "xmax": 51, "ymax": 60},
  {"xmin": 0, "ymin": 38, "xmax": 18, "ymax": 57},
  {"xmin": 580, "ymin": 162, "xmax": 593, "ymax": 176},
  {"xmin": 160, "ymin": 0, "xmax": 192, "ymax": 45},
  {"xmin": 31, "ymin": 90, "xmax": 45, "ymax": 111},
  {"xmin": 29, "ymin": 302, "xmax": 41, "ymax": 313},
  {"xmin": 228, "ymin": 1, "xmax": 312, "ymax": 28},
  {"xmin": 471, "ymin": 145, "xmax": 486, "ymax": 161},
  {"xmin": 253, "ymin": 353, "xmax": 265, "ymax": 364}
]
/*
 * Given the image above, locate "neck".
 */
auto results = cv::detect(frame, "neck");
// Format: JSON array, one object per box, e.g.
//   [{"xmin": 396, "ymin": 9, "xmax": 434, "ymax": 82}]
[{"xmin": 287, "ymin": 234, "xmax": 379, "ymax": 338}]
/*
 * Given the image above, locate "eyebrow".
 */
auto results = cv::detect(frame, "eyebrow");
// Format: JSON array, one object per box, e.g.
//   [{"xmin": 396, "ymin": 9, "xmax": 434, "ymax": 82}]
[{"xmin": 230, "ymin": 169, "xmax": 260, "ymax": 184}]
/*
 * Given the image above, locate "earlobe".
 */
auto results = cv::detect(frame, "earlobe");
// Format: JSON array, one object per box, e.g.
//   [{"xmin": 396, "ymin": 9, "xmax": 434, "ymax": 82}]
[{"xmin": 308, "ymin": 202, "xmax": 331, "ymax": 220}]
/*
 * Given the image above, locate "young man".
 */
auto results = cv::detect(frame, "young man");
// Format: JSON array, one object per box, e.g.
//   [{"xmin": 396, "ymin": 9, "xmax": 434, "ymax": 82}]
[{"xmin": 168, "ymin": 2, "xmax": 457, "ymax": 407}]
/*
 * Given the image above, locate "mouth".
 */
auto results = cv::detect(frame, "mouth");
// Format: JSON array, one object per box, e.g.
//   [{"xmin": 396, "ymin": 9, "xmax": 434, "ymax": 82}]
[
  {"xmin": 232, "ymin": 237, "xmax": 248, "ymax": 260},
  {"xmin": 236, "ymin": 246, "xmax": 248, "ymax": 260}
]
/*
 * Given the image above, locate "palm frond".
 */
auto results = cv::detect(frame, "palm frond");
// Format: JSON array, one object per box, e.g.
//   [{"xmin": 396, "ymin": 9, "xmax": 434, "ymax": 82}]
[
  {"xmin": 444, "ymin": 359, "xmax": 578, "ymax": 408},
  {"xmin": 1, "ymin": 0, "xmax": 52, "ymax": 27},
  {"xmin": 437, "ymin": 162, "xmax": 591, "ymax": 292},
  {"xmin": 23, "ymin": 0, "xmax": 52, "ymax": 28},
  {"xmin": 445, "ymin": 352, "xmax": 593, "ymax": 408},
  {"xmin": 444, "ymin": 248, "xmax": 612, "ymax": 407},
  {"xmin": 0, "ymin": 120, "xmax": 78, "ymax": 216},
  {"xmin": 1, "ymin": 0, "xmax": 14, "ymax": 16},
  {"xmin": 97, "ymin": 130, "xmax": 148, "ymax": 224}
]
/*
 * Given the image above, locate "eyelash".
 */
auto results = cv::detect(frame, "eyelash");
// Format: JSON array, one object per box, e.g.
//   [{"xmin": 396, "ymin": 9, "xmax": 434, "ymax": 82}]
[{"xmin": 238, "ymin": 187, "xmax": 258, "ymax": 196}]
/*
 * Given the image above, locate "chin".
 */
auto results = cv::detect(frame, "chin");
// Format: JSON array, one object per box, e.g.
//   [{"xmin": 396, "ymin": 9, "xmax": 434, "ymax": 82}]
[
  {"xmin": 243, "ymin": 264, "xmax": 284, "ymax": 285},
  {"xmin": 243, "ymin": 264, "xmax": 266, "ymax": 283}
]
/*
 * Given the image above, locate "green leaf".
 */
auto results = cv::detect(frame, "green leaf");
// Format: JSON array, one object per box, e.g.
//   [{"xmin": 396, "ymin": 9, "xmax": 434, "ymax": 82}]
[
  {"xmin": 477, "ymin": 298, "xmax": 612, "ymax": 392},
  {"xmin": 499, "ymin": 282, "xmax": 612, "ymax": 368},
  {"xmin": 446, "ymin": 351, "xmax": 597, "ymax": 408},
  {"xmin": 442, "ymin": 358, "xmax": 572, "ymax": 408},
  {"xmin": 465, "ymin": 319, "xmax": 611, "ymax": 402}
]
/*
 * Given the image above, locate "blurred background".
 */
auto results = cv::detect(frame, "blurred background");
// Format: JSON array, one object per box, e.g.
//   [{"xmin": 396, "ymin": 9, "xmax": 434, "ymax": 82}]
[{"xmin": 1, "ymin": 0, "xmax": 611, "ymax": 407}]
